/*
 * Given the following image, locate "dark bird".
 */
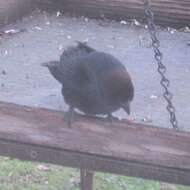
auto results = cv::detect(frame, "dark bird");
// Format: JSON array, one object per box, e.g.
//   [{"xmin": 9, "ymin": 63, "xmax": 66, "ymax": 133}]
[{"xmin": 42, "ymin": 41, "xmax": 134, "ymax": 126}]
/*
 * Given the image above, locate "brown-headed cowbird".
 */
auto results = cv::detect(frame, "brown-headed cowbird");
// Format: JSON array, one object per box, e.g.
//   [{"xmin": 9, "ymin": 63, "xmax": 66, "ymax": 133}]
[{"xmin": 42, "ymin": 42, "xmax": 134, "ymax": 126}]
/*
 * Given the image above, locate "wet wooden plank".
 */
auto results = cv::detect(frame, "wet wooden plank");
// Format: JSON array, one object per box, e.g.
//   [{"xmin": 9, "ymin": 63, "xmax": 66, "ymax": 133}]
[
  {"xmin": 0, "ymin": 101, "xmax": 190, "ymax": 185},
  {"xmin": 50, "ymin": 0, "xmax": 190, "ymax": 27}
]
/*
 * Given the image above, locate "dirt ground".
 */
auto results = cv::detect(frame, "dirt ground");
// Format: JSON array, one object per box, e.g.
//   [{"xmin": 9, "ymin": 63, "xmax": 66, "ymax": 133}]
[{"xmin": 0, "ymin": 10, "xmax": 190, "ymax": 131}]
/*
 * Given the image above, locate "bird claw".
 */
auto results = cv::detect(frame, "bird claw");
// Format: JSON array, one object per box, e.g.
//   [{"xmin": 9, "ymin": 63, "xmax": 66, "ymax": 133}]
[
  {"xmin": 64, "ymin": 107, "xmax": 74, "ymax": 128},
  {"xmin": 107, "ymin": 113, "xmax": 118, "ymax": 125},
  {"xmin": 64, "ymin": 113, "xmax": 72, "ymax": 128}
]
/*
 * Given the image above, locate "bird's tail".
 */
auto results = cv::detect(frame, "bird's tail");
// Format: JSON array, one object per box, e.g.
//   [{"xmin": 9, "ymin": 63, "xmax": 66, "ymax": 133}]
[{"xmin": 123, "ymin": 102, "xmax": 131, "ymax": 115}]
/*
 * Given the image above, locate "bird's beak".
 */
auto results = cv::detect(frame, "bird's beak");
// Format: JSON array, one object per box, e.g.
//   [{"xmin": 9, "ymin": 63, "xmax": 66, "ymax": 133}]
[
  {"xmin": 41, "ymin": 61, "xmax": 59, "ymax": 67},
  {"xmin": 41, "ymin": 62, "xmax": 49, "ymax": 67},
  {"xmin": 123, "ymin": 102, "xmax": 130, "ymax": 115}
]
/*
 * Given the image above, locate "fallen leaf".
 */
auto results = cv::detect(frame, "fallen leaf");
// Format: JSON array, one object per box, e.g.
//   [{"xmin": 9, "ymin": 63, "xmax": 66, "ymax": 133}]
[{"xmin": 37, "ymin": 164, "xmax": 50, "ymax": 171}]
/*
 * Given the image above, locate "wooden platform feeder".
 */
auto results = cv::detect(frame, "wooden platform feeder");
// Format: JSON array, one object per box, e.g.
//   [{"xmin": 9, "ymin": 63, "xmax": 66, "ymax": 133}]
[
  {"xmin": 0, "ymin": 101, "xmax": 190, "ymax": 190},
  {"xmin": 0, "ymin": 0, "xmax": 190, "ymax": 27},
  {"xmin": 45, "ymin": 0, "xmax": 190, "ymax": 27},
  {"xmin": 0, "ymin": 1, "xmax": 190, "ymax": 190}
]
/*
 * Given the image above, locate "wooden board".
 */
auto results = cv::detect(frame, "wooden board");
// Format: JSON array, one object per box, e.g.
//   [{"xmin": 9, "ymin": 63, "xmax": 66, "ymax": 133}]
[
  {"xmin": 50, "ymin": 0, "xmax": 190, "ymax": 27},
  {"xmin": 0, "ymin": 0, "xmax": 34, "ymax": 27},
  {"xmin": 0, "ymin": 101, "xmax": 190, "ymax": 185}
]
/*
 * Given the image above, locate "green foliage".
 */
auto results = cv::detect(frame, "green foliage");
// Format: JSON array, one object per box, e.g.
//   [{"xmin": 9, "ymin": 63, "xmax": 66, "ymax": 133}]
[{"xmin": 0, "ymin": 157, "xmax": 189, "ymax": 190}]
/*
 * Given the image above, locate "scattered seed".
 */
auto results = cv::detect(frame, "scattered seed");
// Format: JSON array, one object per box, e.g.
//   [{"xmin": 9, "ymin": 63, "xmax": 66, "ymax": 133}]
[
  {"xmin": 120, "ymin": 20, "xmax": 127, "ymax": 25},
  {"xmin": 150, "ymin": 95, "xmax": 158, "ymax": 99},
  {"xmin": 56, "ymin": 11, "xmax": 61, "ymax": 17}
]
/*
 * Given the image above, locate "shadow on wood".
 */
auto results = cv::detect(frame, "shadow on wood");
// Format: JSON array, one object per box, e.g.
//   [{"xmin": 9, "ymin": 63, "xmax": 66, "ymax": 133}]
[{"xmin": 0, "ymin": 101, "xmax": 190, "ymax": 186}]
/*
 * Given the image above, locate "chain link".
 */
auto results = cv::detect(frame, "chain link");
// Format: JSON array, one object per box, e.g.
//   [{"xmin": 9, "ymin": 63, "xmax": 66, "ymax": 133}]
[{"xmin": 143, "ymin": 0, "xmax": 179, "ymax": 130}]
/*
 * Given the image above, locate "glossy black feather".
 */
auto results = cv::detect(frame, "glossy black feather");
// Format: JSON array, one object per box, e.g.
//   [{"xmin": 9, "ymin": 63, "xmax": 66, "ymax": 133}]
[{"xmin": 43, "ymin": 42, "xmax": 134, "ymax": 116}]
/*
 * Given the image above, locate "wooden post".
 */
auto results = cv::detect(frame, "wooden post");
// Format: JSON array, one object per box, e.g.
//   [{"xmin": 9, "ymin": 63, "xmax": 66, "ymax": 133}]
[{"xmin": 80, "ymin": 169, "xmax": 94, "ymax": 190}]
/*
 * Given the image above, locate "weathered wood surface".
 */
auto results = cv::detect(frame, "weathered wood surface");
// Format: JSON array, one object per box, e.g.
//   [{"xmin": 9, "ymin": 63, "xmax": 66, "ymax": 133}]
[
  {"xmin": 0, "ymin": 101, "xmax": 190, "ymax": 185},
  {"xmin": 0, "ymin": 0, "xmax": 35, "ymax": 27},
  {"xmin": 1, "ymin": 0, "xmax": 189, "ymax": 27},
  {"xmin": 52, "ymin": 0, "xmax": 190, "ymax": 27}
]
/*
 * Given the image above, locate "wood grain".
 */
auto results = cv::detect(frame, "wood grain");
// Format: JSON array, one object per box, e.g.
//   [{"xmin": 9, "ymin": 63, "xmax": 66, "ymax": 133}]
[
  {"xmin": 51, "ymin": 0, "xmax": 190, "ymax": 27},
  {"xmin": 0, "ymin": 0, "xmax": 34, "ymax": 27},
  {"xmin": 0, "ymin": 101, "xmax": 190, "ymax": 185}
]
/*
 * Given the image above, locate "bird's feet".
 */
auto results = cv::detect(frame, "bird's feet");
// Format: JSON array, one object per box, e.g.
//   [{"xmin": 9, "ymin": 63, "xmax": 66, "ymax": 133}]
[
  {"xmin": 64, "ymin": 106, "xmax": 74, "ymax": 128},
  {"xmin": 107, "ymin": 113, "xmax": 119, "ymax": 125}
]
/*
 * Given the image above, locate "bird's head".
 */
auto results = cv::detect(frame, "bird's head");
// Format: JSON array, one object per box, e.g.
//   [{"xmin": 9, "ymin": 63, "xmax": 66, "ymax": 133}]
[{"xmin": 105, "ymin": 69, "xmax": 134, "ymax": 115}]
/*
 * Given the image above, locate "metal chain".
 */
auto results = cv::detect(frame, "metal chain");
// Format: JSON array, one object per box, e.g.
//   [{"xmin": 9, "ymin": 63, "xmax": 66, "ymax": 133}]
[{"xmin": 143, "ymin": 0, "xmax": 179, "ymax": 130}]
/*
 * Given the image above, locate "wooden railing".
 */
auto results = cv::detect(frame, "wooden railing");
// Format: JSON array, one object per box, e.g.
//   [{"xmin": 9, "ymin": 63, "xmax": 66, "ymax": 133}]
[{"xmin": 0, "ymin": 101, "xmax": 190, "ymax": 190}]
